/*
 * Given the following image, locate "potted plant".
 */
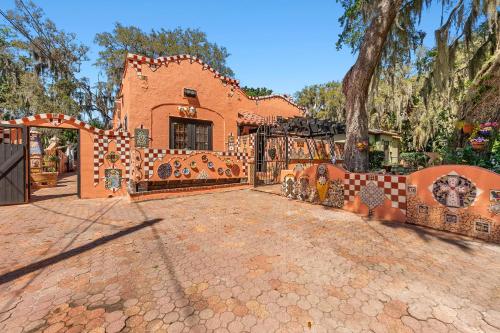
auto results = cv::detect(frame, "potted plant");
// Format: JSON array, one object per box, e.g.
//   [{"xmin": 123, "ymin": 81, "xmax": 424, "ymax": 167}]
[{"xmin": 470, "ymin": 137, "xmax": 488, "ymax": 150}]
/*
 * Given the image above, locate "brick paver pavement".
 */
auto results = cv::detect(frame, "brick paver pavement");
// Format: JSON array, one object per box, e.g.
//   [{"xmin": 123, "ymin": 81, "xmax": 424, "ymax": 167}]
[{"xmin": 0, "ymin": 174, "xmax": 499, "ymax": 332}]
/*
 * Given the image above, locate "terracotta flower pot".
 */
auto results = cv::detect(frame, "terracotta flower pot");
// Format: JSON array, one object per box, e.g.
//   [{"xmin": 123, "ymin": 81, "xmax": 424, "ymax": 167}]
[
  {"xmin": 471, "ymin": 141, "xmax": 486, "ymax": 150},
  {"xmin": 462, "ymin": 123, "xmax": 473, "ymax": 134}
]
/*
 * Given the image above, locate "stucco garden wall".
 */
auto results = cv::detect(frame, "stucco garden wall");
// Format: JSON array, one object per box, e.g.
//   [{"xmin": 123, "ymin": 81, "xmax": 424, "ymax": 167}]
[{"xmin": 280, "ymin": 163, "xmax": 500, "ymax": 243}]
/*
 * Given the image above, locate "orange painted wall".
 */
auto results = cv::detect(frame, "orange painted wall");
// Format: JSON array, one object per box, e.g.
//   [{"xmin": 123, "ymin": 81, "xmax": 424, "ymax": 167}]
[
  {"xmin": 406, "ymin": 165, "xmax": 499, "ymax": 218},
  {"xmin": 116, "ymin": 58, "xmax": 303, "ymax": 150},
  {"xmin": 406, "ymin": 165, "xmax": 499, "ymax": 241}
]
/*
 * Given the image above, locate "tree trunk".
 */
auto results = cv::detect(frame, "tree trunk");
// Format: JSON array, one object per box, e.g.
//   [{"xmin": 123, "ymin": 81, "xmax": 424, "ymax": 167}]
[{"xmin": 342, "ymin": 0, "xmax": 403, "ymax": 172}]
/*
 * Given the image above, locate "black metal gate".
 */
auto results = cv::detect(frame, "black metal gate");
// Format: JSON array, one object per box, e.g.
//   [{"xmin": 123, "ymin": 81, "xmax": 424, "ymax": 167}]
[
  {"xmin": 253, "ymin": 117, "xmax": 346, "ymax": 187},
  {"xmin": 0, "ymin": 125, "xmax": 27, "ymax": 205},
  {"xmin": 254, "ymin": 123, "xmax": 288, "ymax": 186}
]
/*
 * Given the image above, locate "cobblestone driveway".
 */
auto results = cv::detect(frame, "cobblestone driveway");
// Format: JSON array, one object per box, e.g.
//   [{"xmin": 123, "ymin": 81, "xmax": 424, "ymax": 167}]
[{"xmin": 0, "ymin": 176, "xmax": 499, "ymax": 332}]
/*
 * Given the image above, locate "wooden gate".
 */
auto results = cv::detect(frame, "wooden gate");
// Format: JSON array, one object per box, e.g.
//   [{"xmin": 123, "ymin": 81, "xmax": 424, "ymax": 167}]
[{"xmin": 0, "ymin": 125, "xmax": 27, "ymax": 205}]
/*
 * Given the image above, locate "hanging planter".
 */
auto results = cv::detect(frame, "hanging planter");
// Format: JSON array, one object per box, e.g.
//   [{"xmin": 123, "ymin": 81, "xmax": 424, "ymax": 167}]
[
  {"xmin": 356, "ymin": 141, "xmax": 368, "ymax": 152},
  {"xmin": 470, "ymin": 137, "xmax": 488, "ymax": 151},
  {"xmin": 478, "ymin": 122, "xmax": 498, "ymax": 137},
  {"xmin": 462, "ymin": 123, "xmax": 473, "ymax": 134}
]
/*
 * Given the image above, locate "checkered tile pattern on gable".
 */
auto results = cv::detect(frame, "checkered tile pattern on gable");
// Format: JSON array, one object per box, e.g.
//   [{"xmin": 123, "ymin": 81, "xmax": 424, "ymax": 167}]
[
  {"xmin": 144, "ymin": 148, "xmax": 167, "ymax": 179},
  {"xmin": 0, "ymin": 113, "xmax": 126, "ymax": 136},
  {"xmin": 344, "ymin": 173, "xmax": 407, "ymax": 212},
  {"xmin": 127, "ymin": 53, "xmax": 240, "ymax": 86}
]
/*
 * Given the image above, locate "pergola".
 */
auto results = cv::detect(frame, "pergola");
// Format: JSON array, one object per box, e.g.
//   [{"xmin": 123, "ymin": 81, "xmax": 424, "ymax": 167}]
[{"xmin": 256, "ymin": 116, "xmax": 346, "ymax": 164}]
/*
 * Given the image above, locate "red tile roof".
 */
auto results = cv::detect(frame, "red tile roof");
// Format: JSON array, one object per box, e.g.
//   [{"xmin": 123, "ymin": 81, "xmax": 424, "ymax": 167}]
[{"xmin": 237, "ymin": 112, "xmax": 265, "ymax": 126}]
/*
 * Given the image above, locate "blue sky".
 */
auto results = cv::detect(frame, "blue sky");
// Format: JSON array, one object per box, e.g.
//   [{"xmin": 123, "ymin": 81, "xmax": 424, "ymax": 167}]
[{"xmin": 3, "ymin": 0, "xmax": 443, "ymax": 94}]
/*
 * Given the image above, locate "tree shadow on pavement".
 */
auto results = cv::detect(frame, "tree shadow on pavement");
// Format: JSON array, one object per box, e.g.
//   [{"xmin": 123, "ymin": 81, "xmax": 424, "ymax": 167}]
[
  {"xmin": 0, "ymin": 218, "xmax": 162, "ymax": 285},
  {"xmin": 380, "ymin": 220, "xmax": 474, "ymax": 252}
]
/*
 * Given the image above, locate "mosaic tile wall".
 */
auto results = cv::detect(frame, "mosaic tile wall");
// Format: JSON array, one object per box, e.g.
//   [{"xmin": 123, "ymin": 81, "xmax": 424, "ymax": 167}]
[
  {"xmin": 281, "ymin": 164, "xmax": 499, "ymax": 243},
  {"xmin": 142, "ymin": 149, "xmax": 249, "ymax": 181},
  {"xmin": 93, "ymin": 134, "xmax": 130, "ymax": 185},
  {"xmin": 406, "ymin": 168, "xmax": 499, "ymax": 243}
]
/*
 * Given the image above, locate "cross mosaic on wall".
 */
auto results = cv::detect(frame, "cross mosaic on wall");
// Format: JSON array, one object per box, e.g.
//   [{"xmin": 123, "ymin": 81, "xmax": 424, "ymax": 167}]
[{"xmin": 431, "ymin": 172, "xmax": 479, "ymax": 208}]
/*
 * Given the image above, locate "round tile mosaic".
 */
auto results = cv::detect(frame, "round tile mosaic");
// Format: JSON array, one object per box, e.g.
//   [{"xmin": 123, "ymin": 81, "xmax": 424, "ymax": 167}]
[
  {"xmin": 157, "ymin": 163, "xmax": 172, "ymax": 179},
  {"xmin": 208, "ymin": 161, "xmax": 215, "ymax": 169},
  {"xmin": 217, "ymin": 167, "xmax": 224, "ymax": 175},
  {"xmin": 174, "ymin": 160, "xmax": 181, "ymax": 169},
  {"xmin": 174, "ymin": 170, "xmax": 181, "ymax": 177},
  {"xmin": 432, "ymin": 174, "xmax": 477, "ymax": 208},
  {"xmin": 225, "ymin": 168, "xmax": 231, "ymax": 176},
  {"xmin": 182, "ymin": 167, "xmax": 190, "ymax": 175}
]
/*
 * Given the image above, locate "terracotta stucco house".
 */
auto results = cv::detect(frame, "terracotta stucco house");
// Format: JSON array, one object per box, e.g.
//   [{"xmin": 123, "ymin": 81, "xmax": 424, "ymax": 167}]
[{"xmin": 113, "ymin": 54, "xmax": 304, "ymax": 152}]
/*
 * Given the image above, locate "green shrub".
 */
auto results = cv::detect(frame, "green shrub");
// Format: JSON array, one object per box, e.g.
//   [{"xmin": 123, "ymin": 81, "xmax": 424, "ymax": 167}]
[
  {"xmin": 369, "ymin": 150, "xmax": 386, "ymax": 170},
  {"xmin": 400, "ymin": 152, "xmax": 429, "ymax": 169}
]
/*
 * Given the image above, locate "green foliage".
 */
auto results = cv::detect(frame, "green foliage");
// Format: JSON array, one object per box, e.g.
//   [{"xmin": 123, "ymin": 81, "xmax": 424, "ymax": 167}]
[
  {"xmin": 95, "ymin": 24, "xmax": 234, "ymax": 90},
  {"xmin": 368, "ymin": 150, "xmax": 385, "ymax": 170},
  {"xmin": 294, "ymin": 81, "xmax": 344, "ymax": 122},
  {"xmin": 0, "ymin": 1, "xmax": 88, "ymax": 119},
  {"xmin": 441, "ymin": 127, "xmax": 500, "ymax": 173},
  {"xmin": 241, "ymin": 86, "xmax": 273, "ymax": 97},
  {"xmin": 335, "ymin": 0, "xmax": 499, "ymax": 158},
  {"xmin": 400, "ymin": 152, "xmax": 429, "ymax": 169}
]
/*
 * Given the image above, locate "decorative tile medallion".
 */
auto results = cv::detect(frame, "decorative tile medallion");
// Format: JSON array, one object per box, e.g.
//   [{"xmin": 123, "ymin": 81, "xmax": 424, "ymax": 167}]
[
  {"xmin": 317, "ymin": 164, "xmax": 327, "ymax": 177},
  {"xmin": 474, "ymin": 220, "xmax": 490, "ymax": 233},
  {"xmin": 208, "ymin": 161, "xmax": 215, "ymax": 169},
  {"xmin": 201, "ymin": 155, "xmax": 208, "ymax": 163},
  {"xmin": 174, "ymin": 160, "xmax": 182, "ymax": 169},
  {"xmin": 134, "ymin": 128, "xmax": 149, "ymax": 148},
  {"xmin": 105, "ymin": 151, "xmax": 120, "ymax": 165},
  {"xmin": 408, "ymin": 185, "xmax": 417, "ymax": 196},
  {"xmin": 105, "ymin": 169, "xmax": 122, "ymax": 191},
  {"xmin": 295, "ymin": 177, "xmax": 310, "ymax": 201},
  {"xmin": 197, "ymin": 170, "xmax": 208, "ymax": 180},
  {"xmin": 182, "ymin": 167, "xmax": 190, "ymax": 176},
  {"xmin": 217, "ymin": 167, "xmax": 224, "ymax": 175},
  {"xmin": 282, "ymin": 175, "xmax": 296, "ymax": 198},
  {"xmin": 431, "ymin": 173, "xmax": 477, "ymax": 208},
  {"xmin": 418, "ymin": 204, "xmax": 429, "ymax": 215},
  {"xmin": 225, "ymin": 168, "xmax": 232, "ymax": 176},
  {"xmin": 490, "ymin": 190, "xmax": 500, "ymax": 202},
  {"xmin": 268, "ymin": 147, "xmax": 277, "ymax": 160},
  {"xmin": 359, "ymin": 181, "xmax": 385, "ymax": 210},
  {"xmin": 326, "ymin": 179, "xmax": 344, "ymax": 208},
  {"xmin": 444, "ymin": 213, "xmax": 458, "ymax": 223},
  {"xmin": 174, "ymin": 170, "xmax": 181, "ymax": 177},
  {"xmin": 157, "ymin": 163, "xmax": 172, "ymax": 179}
]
